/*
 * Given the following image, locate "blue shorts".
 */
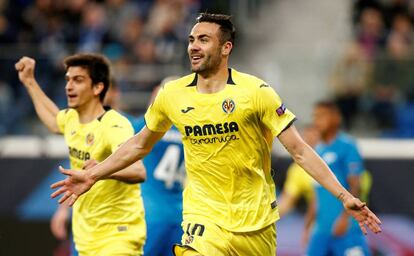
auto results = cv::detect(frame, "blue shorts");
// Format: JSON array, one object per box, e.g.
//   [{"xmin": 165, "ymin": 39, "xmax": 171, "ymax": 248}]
[
  {"xmin": 307, "ymin": 231, "xmax": 371, "ymax": 256},
  {"xmin": 144, "ymin": 220, "xmax": 182, "ymax": 256},
  {"xmin": 142, "ymin": 195, "xmax": 182, "ymax": 256}
]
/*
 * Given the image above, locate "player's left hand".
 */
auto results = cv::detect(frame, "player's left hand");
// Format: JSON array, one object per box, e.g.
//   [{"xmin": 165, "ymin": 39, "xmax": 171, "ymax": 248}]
[
  {"xmin": 50, "ymin": 166, "xmax": 96, "ymax": 206},
  {"xmin": 343, "ymin": 196, "xmax": 382, "ymax": 235}
]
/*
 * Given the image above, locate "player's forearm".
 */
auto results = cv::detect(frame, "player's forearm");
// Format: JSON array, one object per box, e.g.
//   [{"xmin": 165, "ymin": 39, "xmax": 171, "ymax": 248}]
[
  {"xmin": 294, "ymin": 145, "xmax": 353, "ymax": 202},
  {"xmin": 279, "ymin": 126, "xmax": 352, "ymax": 201},
  {"xmin": 109, "ymin": 160, "xmax": 146, "ymax": 184},
  {"xmin": 25, "ymin": 79, "xmax": 60, "ymax": 133},
  {"xmin": 348, "ymin": 175, "xmax": 361, "ymax": 198},
  {"xmin": 88, "ymin": 134, "xmax": 151, "ymax": 182}
]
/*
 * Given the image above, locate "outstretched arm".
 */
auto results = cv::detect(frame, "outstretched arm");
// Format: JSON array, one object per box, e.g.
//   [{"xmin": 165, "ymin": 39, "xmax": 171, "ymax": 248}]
[
  {"xmin": 83, "ymin": 159, "xmax": 146, "ymax": 184},
  {"xmin": 332, "ymin": 175, "xmax": 360, "ymax": 236},
  {"xmin": 15, "ymin": 57, "xmax": 60, "ymax": 134},
  {"xmin": 278, "ymin": 125, "xmax": 381, "ymax": 234},
  {"xmin": 51, "ymin": 126, "xmax": 165, "ymax": 205}
]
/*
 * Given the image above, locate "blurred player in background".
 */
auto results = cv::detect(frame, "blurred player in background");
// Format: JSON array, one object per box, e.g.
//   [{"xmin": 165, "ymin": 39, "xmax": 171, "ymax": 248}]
[
  {"xmin": 51, "ymin": 13, "xmax": 381, "ymax": 256},
  {"xmin": 15, "ymin": 54, "xmax": 147, "ymax": 256},
  {"xmin": 306, "ymin": 101, "xmax": 371, "ymax": 256},
  {"xmin": 278, "ymin": 125, "xmax": 319, "ymax": 217},
  {"xmin": 138, "ymin": 77, "xmax": 186, "ymax": 256}
]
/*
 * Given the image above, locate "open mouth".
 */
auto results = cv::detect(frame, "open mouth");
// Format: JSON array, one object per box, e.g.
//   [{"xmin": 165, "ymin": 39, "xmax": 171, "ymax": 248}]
[
  {"xmin": 67, "ymin": 94, "xmax": 77, "ymax": 100},
  {"xmin": 191, "ymin": 55, "xmax": 203, "ymax": 64}
]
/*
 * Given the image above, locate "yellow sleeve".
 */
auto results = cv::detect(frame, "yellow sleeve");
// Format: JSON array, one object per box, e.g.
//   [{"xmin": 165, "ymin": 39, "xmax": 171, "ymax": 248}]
[
  {"xmin": 144, "ymin": 86, "xmax": 173, "ymax": 133},
  {"xmin": 255, "ymin": 85, "xmax": 296, "ymax": 137},
  {"xmin": 56, "ymin": 109, "xmax": 69, "ymax": 133},
  {"xmin": 106, "ymin": 116, "xmax": 135, "ymax": 152}
]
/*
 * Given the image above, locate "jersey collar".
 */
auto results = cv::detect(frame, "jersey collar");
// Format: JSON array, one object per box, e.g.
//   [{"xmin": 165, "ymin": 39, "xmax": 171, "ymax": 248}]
[{"xmin": 186, "ymin": 68, "xmax": 236, "ymax": 87}]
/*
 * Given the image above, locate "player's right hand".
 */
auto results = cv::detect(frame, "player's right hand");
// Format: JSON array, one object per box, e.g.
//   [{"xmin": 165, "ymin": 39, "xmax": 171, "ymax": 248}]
[
  {"xmin": 15, "ymin": 56, "xmax": 36, "ymax": 86},
  {"xmin": 50, "ymin": 205, "xmax": 69, "ymax": 240},
  {"xmin": 51, "ymin": 166, "xmax": 96, "ymax": 206}
]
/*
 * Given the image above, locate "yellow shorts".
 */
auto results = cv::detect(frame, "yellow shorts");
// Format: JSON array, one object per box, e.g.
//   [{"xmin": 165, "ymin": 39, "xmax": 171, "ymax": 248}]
[
  {"xmin": 173, "ymin": 218, "xmax": 276, "ymax": 256},
  {"xmin": 75, "ymin": 224, "xmax": 146, "ymax": 256}
]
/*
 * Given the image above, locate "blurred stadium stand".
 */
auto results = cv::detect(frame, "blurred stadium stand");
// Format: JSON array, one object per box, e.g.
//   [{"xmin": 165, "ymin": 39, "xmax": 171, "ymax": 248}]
[{"xmin": 1, "ymin": 0, "xmax": 414, "ymax": 255}]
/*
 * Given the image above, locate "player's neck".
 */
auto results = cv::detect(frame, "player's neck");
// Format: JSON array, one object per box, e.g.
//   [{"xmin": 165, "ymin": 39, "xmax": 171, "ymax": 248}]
[
  {"xmin": 321, "ymin": 129, "xmax": 338, "ymax": 144},
  {"xmin": 76, "ymin": 100, "xmax": 106, "ymax": 124},
  {"xmin": 196, "ymin": 64, "xmax": 229, "ymax": 94}
]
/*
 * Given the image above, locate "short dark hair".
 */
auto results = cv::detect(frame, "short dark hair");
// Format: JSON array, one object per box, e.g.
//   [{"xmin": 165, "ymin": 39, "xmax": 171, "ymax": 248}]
[
  {"xmin": 64, "ymin": 53, "xmax": 111, "ymax": 102},
  {"xmin": 196, "ymin": 13, "xmax": 235, "ymax": 45},
  {"xmin": 315, "ymin": 100, "xmax": 340, "ymax": 113}
]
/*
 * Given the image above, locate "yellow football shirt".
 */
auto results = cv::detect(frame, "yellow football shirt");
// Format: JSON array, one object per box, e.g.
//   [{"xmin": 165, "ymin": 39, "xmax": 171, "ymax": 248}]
[
  {"xmin": 56, "ymin": 108, "xmax": 145, "ymax": 251},
  {"xmin": 145, "ymin": 68, "xmax": 296, "ymax": 232},
  {"xmin": 283, "ymin": 163, "xmax": 314, "ymax": 203}
]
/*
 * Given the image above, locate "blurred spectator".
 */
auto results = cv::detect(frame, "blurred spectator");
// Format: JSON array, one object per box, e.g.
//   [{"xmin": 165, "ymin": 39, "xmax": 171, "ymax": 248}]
[
  {"xmin": 105, "ymin": 0, "xmax": 142, "ymax": 41},
  {"xmin": 352, "ymin": 0, "xmax": 380, "ymax": 23},
  {"xmin": 371, "ymin": 33, "xmax": 414, "ymax": 129},
  {"xmin": 0, "ymin": 81, "xmax": 11, "ymax": 134},
  {"xmin": 133, "ymin": 36, "xmax": 157, "ymax": 64},
  {"xmin": 119, "ymin": 16, "xmax": 144, "ymax": 50},
  {"xmin": 329, "ymin": 42, "xmax": 372, "ymax": 129},
  {"xmin": 391, "ymin": 12, "xmax": 414, "ymax": 43},
  {"xmin": 145, "ymin": 0, "xmax": 185, "ymax": 38},
  {"xmin": 355, "ymin": 7, "xmax": 385, "ymax": 60},
  {"xmin": 382, "ymin": 0, "xmax": 410, "ymax": 28},
  {"xmin": 0, "ymin": 0, "xmax": 210, "ymax": 135},
  {"xmin": 77, "ymin": 2, "xmax": 110, "ymax": 53}
]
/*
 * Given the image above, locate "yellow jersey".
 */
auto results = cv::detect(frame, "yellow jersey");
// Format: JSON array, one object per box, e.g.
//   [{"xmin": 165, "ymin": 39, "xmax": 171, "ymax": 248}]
[
  {"xmin": 145, "ymin": 68, "xmax": 296, "ymax": 232},
  {"xmin": 283, "ymin": 163, "xmax": 314, "ymax": 203},
  {"xmin": 57, "ymin": 108, "xmax": 145, "ymax": 250}
]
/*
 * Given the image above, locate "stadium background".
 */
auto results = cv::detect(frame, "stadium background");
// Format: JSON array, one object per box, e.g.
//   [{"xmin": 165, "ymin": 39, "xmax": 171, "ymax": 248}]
[{"xmin": 0, "ymin": 0, "xmax": 414, "ymax": 255}]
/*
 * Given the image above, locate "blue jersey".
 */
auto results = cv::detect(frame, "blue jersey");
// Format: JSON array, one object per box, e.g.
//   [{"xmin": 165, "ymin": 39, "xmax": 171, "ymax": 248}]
[
  {"xmin": 131, "ymin": 116, "xmax": 185, "ymax": 217},
  {"xmin": 130, "ymin": 115, "xmax": 185, "ymax": 255},
  {"xmin": 313, "ymin": 132, "xmax": 364, "ymax": 234}
]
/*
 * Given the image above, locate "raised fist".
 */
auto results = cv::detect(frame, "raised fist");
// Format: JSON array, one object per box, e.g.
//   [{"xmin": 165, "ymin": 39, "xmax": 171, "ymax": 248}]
[{"xmin": 15, "ymin": 56, "xmax": 36, "ymax": 87}]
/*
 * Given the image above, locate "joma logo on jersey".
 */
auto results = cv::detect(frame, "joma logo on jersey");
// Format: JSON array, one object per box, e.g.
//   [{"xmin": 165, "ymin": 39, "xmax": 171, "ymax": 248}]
[
  {"xmin": 184, "ymin": 122, "xmax": 239, "ymax": 136},
  {"xmin": 68, "ymin": 146, "xmax": 90, "ymax": 161}
]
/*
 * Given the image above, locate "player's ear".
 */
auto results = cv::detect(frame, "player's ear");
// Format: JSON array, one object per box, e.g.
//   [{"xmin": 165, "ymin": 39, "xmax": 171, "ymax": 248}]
[
  {"xmin": 93, "ymin": 82, "xmax": 104, "ymax": 97},
  {"xmin": 222, "ymin": 41, "xmax": 232, "ymax": 56}
]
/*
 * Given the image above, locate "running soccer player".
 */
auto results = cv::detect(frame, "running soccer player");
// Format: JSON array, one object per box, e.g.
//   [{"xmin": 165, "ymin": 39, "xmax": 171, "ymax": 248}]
[
  {"xmin": 15, "ymin": 54, "xmax": 146, "ymax": 256},
  {"xmin": 50, "ymin": 13, "xmax": 382, "ymax": 256},
  {"xmin": 306, "ymin": 101, "xmax": 371, "ymax": 255}
]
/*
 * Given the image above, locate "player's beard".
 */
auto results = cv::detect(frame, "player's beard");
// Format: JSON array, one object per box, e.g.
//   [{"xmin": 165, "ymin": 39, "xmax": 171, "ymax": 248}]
[{"xmin": 191, "ymin": 49, "xmax": 222, "ymax": 76}]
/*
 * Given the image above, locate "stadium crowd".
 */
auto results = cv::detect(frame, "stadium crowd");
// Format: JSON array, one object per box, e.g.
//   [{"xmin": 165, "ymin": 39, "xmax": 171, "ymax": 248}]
[
  {"xmin": 0, "ymin": 0, "xmax": 228, "ymax": 135},
  {"xmin": 1, "ymin": 0, "xmax": 414, "ymax": 136},
  {"xmin": 331, "ymin": 0, "xmax": 414, "ymax": 136}
]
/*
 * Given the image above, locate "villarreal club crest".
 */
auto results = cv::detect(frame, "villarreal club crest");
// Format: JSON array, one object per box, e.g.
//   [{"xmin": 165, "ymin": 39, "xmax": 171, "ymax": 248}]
[
  {"xmin": 86, "ymin": 132, "xmax": 95, "ymax": 146},
  {"xmin": 222, "ymin": 98, "xmax": 235, "ymax": 114}
]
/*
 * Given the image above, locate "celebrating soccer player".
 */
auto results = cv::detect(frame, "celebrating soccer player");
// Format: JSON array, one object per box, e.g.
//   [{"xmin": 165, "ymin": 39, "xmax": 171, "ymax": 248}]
[
  {"xmin": 50, "ymin": 13, "xmax": 382, "ymax": 256},
  {"xmin": 15, "ymin": 54, "xmax": 147, "ymax": 256}
]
